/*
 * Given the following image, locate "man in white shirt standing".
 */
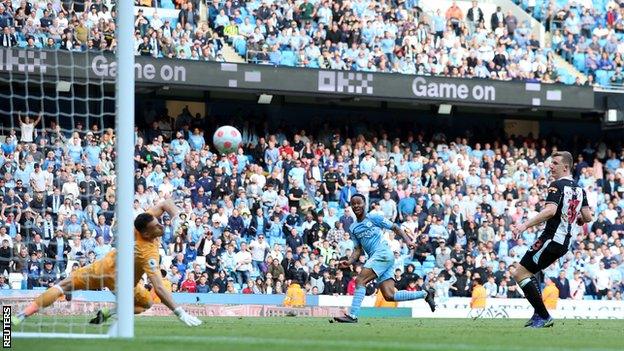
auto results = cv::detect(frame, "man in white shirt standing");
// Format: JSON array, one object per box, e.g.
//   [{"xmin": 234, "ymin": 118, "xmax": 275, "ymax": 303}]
[
  {"xmin": 29, "ymin": 163, "xmax": 47, "ymax": 194},
  {"xmin": 249, "ymin": 234, "xmax": 269, "ymax": 274},
  {"xmin": 594, "ymin": 261, "xmax": 611, "ymax": 299},
  {"xmin": 234, "ymin": 242, "xmax": 252, "ymax": 285}
]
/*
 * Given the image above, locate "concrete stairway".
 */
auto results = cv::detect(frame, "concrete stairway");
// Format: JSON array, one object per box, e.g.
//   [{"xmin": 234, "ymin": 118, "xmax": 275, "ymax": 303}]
[
  {"xmin": 221, "ymin": 44, "xmax": 247, "ymax": 63},
  {"xmin": 198, "ymin": 2, "xmax": 247, "ymax": 64}
]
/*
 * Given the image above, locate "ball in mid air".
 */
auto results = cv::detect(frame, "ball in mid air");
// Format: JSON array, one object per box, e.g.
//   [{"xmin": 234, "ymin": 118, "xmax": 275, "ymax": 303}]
[{"xmin": 213, "ymin": 125, "xmax": 242, "ymax": 154}]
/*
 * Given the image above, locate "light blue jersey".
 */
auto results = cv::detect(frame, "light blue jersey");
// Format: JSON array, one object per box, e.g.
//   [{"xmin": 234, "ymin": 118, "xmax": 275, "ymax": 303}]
[
  {"xmin": 349, "ymin": 213, "xmax": 395, "ymax": 283},
  {"xmin": 349, "ymin": 214, "xmax": 394, "ymax": 257}
]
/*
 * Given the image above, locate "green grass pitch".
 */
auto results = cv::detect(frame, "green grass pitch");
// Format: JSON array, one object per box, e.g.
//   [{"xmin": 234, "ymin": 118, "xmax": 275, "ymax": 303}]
[{"xmin": 11, "ymin": 317, "xmax": 623, "ymax": 351}]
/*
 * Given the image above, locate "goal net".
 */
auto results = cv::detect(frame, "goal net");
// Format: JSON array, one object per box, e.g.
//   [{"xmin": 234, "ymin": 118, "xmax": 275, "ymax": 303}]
[{"xmin": 0, "ymin": 3, "xmax": 135, "ymax": 339}]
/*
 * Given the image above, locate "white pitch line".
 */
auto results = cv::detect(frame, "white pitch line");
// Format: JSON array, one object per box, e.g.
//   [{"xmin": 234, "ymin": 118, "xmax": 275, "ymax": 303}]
[{"xmin": 144, "ymin": 335, "xmax": 619, "ymax": 351}]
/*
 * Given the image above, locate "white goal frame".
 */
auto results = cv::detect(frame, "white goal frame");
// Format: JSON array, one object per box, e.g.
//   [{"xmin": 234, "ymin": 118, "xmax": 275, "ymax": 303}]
[{"xmin": 13, "ymin": 0, "xmax": 135, "ymax": 339}]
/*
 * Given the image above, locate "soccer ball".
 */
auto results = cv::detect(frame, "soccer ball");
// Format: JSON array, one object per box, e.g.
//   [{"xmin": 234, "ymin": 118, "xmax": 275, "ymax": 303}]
[{"xmin": 212, "ymin": 125, "xmax": 242, "ymax": 154}]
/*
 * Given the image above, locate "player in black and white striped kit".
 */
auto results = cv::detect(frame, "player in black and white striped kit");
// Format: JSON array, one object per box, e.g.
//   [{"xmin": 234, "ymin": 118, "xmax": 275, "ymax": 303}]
[{"xmin": 511, "ymin": 151, "xmax": 593, "ymax": 328}]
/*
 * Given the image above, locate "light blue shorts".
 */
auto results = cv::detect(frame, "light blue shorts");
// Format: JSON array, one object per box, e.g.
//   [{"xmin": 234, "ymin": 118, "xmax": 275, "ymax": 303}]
[{"xmin": 363, "ymin": 250, "xmax": 395, "ymax": 284}]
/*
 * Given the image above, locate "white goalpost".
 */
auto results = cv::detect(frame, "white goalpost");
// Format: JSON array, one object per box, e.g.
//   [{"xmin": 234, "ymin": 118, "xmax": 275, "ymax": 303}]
[
  {"xmin": 115, "ymin": 0, "xmax": 136, "ymax": 339},
  {"xmin": 5, "ymin": 1, "xmax": 135, "ymax": 339}
]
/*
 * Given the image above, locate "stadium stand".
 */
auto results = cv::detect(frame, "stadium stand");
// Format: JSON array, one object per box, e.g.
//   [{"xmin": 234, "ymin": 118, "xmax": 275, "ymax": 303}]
[
  {"xmin": 0, "ymin": 103, "xmax": 623, "ymax": 301},
  {"xmin": 0, "ymin": 0, "xmax": 620, "ymax": 300},
  {"xmin": 515, "ymin": 0, "xmax": 624, "ymax": 87},
  {"xmin": 0, "ymin": 0, "xmax": 618, "ymax": 85}
]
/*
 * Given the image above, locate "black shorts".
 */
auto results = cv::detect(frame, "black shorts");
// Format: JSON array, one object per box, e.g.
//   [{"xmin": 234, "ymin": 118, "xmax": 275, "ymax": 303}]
[{"xmin": 519, "ymin": 235, "xmax": 569, "ymax": 274}]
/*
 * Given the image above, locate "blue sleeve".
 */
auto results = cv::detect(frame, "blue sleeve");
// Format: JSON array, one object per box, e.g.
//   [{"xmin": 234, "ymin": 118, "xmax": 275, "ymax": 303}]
[{"xmin": 368, "ymin": 214, "xmax": 395, "ymax": 230}]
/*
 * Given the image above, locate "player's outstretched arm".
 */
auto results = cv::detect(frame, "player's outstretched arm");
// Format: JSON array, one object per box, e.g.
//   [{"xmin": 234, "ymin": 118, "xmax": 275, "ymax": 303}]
[
  {"xmin": 392, "ymin": 224, "xmax": 415, "ymax": 248},
  {"xmin": 339, "ymin": 246, "xmax": 362, "ymax": 268},
  {"xmin": 147, "ymin": 199, "xmax": 180, "ymax": 219},
  {"xmin": 512, "ymin": 203, "xmax": 557, "ymax": 239},
  {"xmin": 149, "ymin": 271, "xmax": 202, "ymax": 327}
]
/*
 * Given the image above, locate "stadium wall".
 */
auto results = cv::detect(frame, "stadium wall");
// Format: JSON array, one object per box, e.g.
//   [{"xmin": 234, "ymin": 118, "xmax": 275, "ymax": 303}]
[
  {"xmin": 0, "ymin": 48, "xmax": 595, "ymax": 111},
  {"xmin": 2, "ymin": 291, "xmax": 621, "ymax": 319}
]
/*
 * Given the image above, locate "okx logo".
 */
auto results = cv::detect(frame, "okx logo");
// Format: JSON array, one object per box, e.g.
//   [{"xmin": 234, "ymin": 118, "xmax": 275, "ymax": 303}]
[
  {"xmin": 318, "ymin": 71, "xmax": 373, "ymax": 95},
  {"xmin": 0, "ymin": 49, "xmax": 47, "ymax": 74}
]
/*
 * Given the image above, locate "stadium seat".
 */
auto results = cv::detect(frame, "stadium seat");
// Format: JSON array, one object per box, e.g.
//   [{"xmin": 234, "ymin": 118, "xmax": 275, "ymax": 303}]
[
  {"xmin": 422, "ymin": 261, "xmax": 435, "ymax": 269},
  {"xmin": 595, "ymin": 70, "xmax": 610, "ymax": 86},
  {"xmin": 280, "ymin": 51, "xmax": 295, "ymax": 67},
  {"xmin": 233, "ymin": 38, "xmax": 247, "ymax": 56},
  {"xmin": 160, "ymin": 0, "xmax": 175, "ymax": 9},
  {"xmin": 573, "ymin": 53, "xmax": 586, "ymax": 72}
]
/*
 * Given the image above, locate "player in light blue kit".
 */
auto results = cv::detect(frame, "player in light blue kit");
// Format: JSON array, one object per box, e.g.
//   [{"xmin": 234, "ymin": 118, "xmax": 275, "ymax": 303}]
[{"xmin": 333, "ymin": 194, "xmax": 436, "ymax": 323}]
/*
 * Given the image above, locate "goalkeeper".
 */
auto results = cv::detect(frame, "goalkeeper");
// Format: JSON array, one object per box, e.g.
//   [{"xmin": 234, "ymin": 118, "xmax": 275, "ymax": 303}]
[{"xmin": 13, "ymin": 200, "xmax": 202, "ymax": 327}]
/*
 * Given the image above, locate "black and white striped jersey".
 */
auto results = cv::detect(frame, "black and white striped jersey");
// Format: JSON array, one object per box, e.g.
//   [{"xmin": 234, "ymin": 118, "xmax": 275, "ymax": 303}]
[{"xmin": 543, "ymin": 176, "xmax": 589, "ymax": 245}]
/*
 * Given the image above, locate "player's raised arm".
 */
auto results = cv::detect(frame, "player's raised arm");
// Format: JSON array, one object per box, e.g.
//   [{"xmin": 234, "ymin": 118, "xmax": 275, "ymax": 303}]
[
  {"xmin": 147, "ymin": 199, "xmax": 180, "ymax": 219},
  {"xmin": 149, "ymin": 269, "xmax": 202, "ymax": 327}
]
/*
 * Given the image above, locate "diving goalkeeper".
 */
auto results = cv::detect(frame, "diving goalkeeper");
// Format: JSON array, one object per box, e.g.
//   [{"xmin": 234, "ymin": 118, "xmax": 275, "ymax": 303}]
[{"xmin": 13, "ymin": 200, "xmax": 202, "ymax": 327}]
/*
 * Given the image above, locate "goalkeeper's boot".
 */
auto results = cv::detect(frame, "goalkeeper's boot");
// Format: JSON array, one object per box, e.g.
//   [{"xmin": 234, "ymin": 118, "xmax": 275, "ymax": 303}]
[
  {"xmin": 333, "ymin": 313, "xmax": 358, "ymax": 323},
  {"xmin": 89, "ymin": 307, "xmax": 113, "ymax": 325},
  {"xmin": 425, "ymin": 288, "xmax": 437, "ymax": 312},
  {"xmin": 524, "ymin": 313, "xmax": 539, "ymax": 327}
]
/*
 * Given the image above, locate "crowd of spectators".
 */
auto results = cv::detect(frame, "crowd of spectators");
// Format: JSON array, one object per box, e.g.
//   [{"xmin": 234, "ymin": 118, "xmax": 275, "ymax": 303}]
[
  {"xmin": 215, "ymin": 0, "xmax": 561, "ymax": 82},
  {"xmin": 0, "ymin": 0, "xmax": 610, "ymax": 85},
  {"xmin": 516, "ymin": 0, "xmax": 624, "ymax": 86},
  {"xmin": 0, "ymin": 108, "xmax": 623, "ymax": 303}
]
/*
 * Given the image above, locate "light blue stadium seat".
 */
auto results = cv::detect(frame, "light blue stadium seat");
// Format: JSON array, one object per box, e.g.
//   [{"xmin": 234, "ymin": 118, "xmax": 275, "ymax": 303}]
[
  {"xmin": 280, "ymin": 50, "xmax": 295, "ymax": 66},
  {"xmin": 559, "ymin": 73, "xmax": 575, "ymax": 85},
  {"xmin": 595, "ymin": 70, "xmax": 609, "ymax": 86},
  {"xmin": 573, "ymin": 53, "xmax": 586, "ymax": 72},
  {"xmin": 160, "ymin": 0, "xmax": 175, "ymax": 9},
  {"xmin": 422, "ymin": 261, "xmax": 435, "ymax": 269},
  {"xmin": 410, "ymin": 261, "xmax": 422, "ymax": 268},
  {"xmin": 233, "ymin": 38, "xmax": 247, "ymax": 56},
  {"xmin": 599, "ymin": 38, "xmax": 607, "ymax": 48}
]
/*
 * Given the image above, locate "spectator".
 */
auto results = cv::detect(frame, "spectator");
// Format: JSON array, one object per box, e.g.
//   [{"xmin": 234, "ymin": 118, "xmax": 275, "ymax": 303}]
[{"xmin": 234, "ymin": 242, "xmax": 252, "ymax": 285}]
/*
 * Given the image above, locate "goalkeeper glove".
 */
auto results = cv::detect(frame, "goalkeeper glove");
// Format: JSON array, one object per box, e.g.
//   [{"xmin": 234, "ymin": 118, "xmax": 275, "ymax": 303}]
[{"xmin": 174, "ymin": 307, "xmax": 202, "ymax": 327}]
